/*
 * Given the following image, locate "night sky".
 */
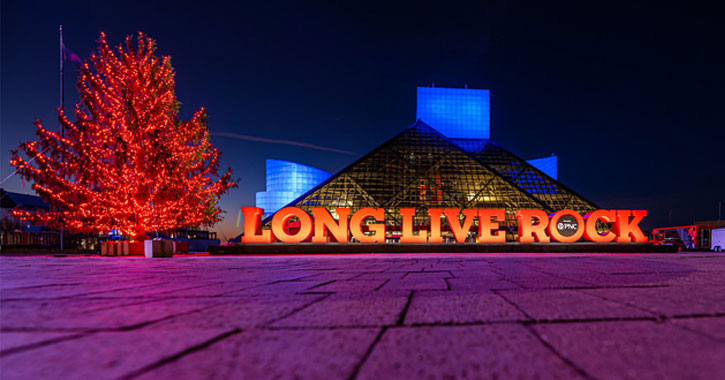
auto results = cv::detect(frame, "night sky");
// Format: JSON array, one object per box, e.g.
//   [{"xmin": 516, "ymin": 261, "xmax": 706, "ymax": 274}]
[{"xmin": 2, "ymin": 1, "xmax": 723, "ymax": 239}]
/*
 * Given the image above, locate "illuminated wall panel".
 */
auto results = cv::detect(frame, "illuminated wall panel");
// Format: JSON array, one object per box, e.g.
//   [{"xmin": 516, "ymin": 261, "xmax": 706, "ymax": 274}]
[
  {"xmin": 255, "ymin": 191, "xmax": 295, "ymax": 218},
  {"xmin": 526, "ymin": 156, "xmax": 558, "ymax": 180},
  {"xmin": 256, "ymin": 159, "xmax": 331, "ymax": 218},
  {"xmin": 416, "ymin": 87, "xmax": 490, "ymax": 139}
]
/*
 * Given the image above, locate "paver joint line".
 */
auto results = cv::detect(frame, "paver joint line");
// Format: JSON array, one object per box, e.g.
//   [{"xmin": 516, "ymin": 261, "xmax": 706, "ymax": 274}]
[
  {"xmin": 0, "ymin": 282, "xmax": 169, "ymax": 302},
  {"xmin": 346, "ymin": 327, "xmax": 388, "ymax": 380},
  {"xmin": 669, "ymin": 320, "xmax": 725, "ymax": 344},
  {"xmin": 521, "ymin": 316, "xmax": 664, "ymax": 325},
  {"xmin": 396, "ymin": 291, "xmax": 415, "ymax": 326},
  {"xmin": 578, "ymin": 289, "xmax": 668, "ymax": 318},
  {"xmin": 264, "ymin": 293, "xmax": 332, "ymax": 326},
  {"xmin": 1, "ymin": 282, "xmax": 84, "ymax": 291},
  {"xmin": 491, "ymin": 290, "xmax": 535, "ymax": 320},
  {"xmin": 0, "ymin": 332, "xmax": 89, "ymax": 358},
  {"xmin": 403, "ymin": 270, "xmax": 455, "ymax": 278},
  {"xmin": 669, "ymin": 312, "xmax": 725, "ymax": 320},
  {"xmin": 524, "ymin": 324, "xmax": 597, "ymax": 380},
  {"xmin": 306, "ymin": 280, "xmax": 337, "ymax": 290},
  {"xmin": 117, "ymin": 328, "xmax": 242, "ymax": 380},
  {"xmin": 374, "ymin": 279, "xmax": 390, "ymax": 291}
]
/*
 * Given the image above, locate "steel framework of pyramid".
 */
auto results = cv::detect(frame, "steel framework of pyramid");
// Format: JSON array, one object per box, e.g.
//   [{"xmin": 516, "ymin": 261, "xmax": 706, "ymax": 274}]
[{"xmin": 262, "ymin": 120, "xmax": 599, "ymax": 241}]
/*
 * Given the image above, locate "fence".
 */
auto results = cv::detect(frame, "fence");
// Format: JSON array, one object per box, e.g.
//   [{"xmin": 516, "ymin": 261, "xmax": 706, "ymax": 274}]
[
  {"xmin": 0, "ymin": 231, "xmax": 98, "ymax": 249},
  {"xmin": 1, "ymin": 231, "xmax": 61, "ymax": 247}
]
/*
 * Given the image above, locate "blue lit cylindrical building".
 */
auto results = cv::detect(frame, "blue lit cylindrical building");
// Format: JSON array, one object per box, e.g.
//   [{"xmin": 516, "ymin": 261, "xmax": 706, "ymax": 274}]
[{"xmin": 256, "ymin": 159, "xmax": 331, "ymax": 218}]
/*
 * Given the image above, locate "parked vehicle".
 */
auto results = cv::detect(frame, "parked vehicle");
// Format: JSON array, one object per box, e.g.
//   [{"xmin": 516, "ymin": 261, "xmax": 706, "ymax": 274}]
[
  {"xmin": 651, "ymin": 225, "xmax": 714, "ymax": 251},
  {"xmin": 712, "ymin": 228, "xmax": 725, "ymax": 252}
]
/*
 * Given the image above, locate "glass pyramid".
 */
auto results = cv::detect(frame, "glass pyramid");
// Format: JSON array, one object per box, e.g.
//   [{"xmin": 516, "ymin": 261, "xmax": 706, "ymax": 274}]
[{"xmin": 263, "ymin": 121, "xmax": 599, "ymax": 241}]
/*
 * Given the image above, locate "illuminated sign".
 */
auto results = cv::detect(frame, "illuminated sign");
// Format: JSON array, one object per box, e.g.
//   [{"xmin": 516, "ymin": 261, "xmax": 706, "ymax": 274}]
[{"xmin": 240, "ymin": 207, "xmax": 648, "ymax": 244}]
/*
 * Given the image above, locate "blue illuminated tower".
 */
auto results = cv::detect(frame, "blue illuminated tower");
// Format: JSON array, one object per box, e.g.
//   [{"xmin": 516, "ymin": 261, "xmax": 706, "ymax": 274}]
[
  {"xmin": 417, "ymin": 86, "xmax": 558, "ymax": 180},
  {"xmin": 256, "ymin": 159, "xmax": 331, "ymax": 218},
  {"xmin": 416, "ymin": 87, "xmax": 490, "ymax": 139}
]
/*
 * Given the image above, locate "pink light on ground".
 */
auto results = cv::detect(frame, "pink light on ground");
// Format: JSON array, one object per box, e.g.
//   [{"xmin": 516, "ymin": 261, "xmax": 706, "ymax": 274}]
[{"xmin": 1, "ymin": 252, "xmax": 723, "ymax": 379}]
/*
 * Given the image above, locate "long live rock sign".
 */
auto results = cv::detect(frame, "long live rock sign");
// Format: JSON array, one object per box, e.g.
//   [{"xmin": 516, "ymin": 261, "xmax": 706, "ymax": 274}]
[{"xmin": 240, "ymin": 207, "xmax": 647, "ymax": 244}]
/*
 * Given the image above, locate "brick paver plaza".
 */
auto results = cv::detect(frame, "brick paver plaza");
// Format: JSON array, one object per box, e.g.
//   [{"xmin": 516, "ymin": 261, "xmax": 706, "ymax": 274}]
[{"xmin": 1, "ymin": 252, "xmax": 724, "ymax": 379}]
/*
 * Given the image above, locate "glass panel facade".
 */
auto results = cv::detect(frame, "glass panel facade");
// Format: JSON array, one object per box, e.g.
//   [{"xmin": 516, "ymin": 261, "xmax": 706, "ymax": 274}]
[
  {"xmin": 256, "ymin": 159, "xmax": 331, "ymax": 218},
  {"xmin": 270, "ymin": 121, "xmax": 600, "ymax": 241},
  {"xmin": 526, "ymin": 156, "xmax": 558, "ymax": 180},
  {"xmin": 416, "ymin": 87, "xmax": 490, "ymax": 139},
  {"xmin": 449, "ymin": 138, "xmax": 490, "ymax": 153},
  {"xmin": 470, "ymin": 142, "xmax": 597, "ymax": 214}
]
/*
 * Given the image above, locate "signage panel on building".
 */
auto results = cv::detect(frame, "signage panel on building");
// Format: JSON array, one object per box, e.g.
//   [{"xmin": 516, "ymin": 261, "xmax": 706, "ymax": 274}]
[{"xmin": 240, "ymin": 207, "xmax": 647, "ymax": 244}]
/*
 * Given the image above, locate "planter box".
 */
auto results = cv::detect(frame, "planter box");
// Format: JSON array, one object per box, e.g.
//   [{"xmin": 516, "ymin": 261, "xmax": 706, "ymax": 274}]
[
  {"xmin": 101, "ymin": 241, "xmax": 144, "ymax": 256},
  {"xmin": 122, "ymin": 241, "xmax": 144, "ymax": 256},
  {"xmin": 173, "ymin": 241, "xmax": 188, "ymax": 254},
  {"xmin": 144, "ymin": 240, "xmax": 174, "ymax": 258},
  {"xmin": 101, "ymin": 241, "xmax": 120, "ymax": 256}
]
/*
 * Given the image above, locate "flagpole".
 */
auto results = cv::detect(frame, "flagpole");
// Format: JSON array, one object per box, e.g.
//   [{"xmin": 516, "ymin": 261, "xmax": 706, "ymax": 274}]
[
  {"xmin": 59, "ymin": 25, "xmax": 65, "ymax": 251},
  {"xmin": 60, "ymin": 25, "xmax": 64, "ymax": 136}
]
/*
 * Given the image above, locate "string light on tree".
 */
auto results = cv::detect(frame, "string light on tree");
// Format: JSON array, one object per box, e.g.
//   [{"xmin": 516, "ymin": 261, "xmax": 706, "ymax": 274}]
[{"xmin": 10, "ymin": 32, "xmax": 235, "ymax": 239}]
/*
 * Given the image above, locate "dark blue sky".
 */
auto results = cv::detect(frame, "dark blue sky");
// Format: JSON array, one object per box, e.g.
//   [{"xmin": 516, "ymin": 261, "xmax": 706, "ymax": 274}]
[{"xmin": 2, "ymin": 1, "xmax": 723, "ymax": 238}]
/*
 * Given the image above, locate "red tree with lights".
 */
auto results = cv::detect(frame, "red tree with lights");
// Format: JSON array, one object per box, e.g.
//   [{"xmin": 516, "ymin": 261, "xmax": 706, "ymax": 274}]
[{"xmin": 10, "ymin": 32, "xmax": 235, "ymax": 239}]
